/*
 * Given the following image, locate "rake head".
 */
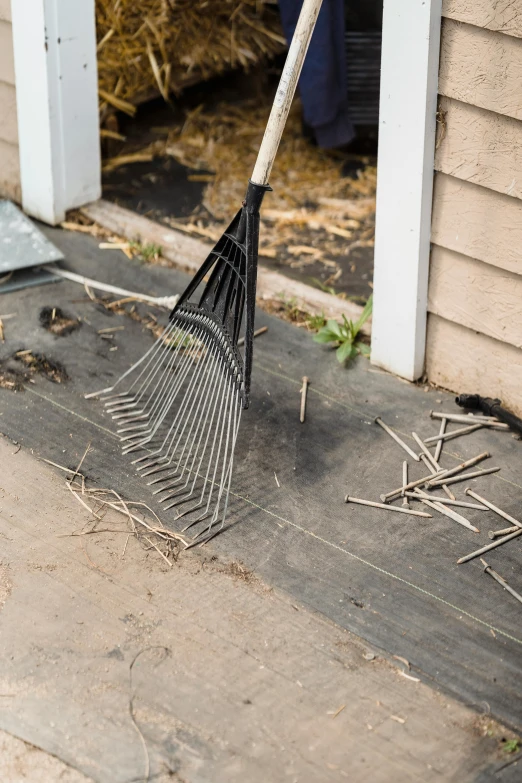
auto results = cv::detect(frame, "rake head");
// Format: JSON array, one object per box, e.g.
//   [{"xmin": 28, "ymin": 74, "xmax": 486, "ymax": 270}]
[{"xmin": 87, "ymin": 182, "xmax": 270, "ymax": 545}]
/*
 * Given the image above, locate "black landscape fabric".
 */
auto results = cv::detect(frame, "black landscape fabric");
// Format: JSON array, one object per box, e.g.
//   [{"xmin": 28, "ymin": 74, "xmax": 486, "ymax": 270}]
[{"xmin": 0, "ymin": 226, "xmax": 521, "ymax": 730}]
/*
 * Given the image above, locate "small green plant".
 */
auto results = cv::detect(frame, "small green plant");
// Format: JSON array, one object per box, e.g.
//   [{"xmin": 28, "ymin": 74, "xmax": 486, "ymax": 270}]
[
  {"xmin": 130, "ymin": 241, "xmax": 162, "ymax": 262},
  {"xmin": 502, "ymin": 739, "xmax": 520, "ymax": 754},
  {"xmin": 306, "ymin": 312, "xmax": 327, "ymax": 331},
  {"xmin": 310, "ymin": 277, "xmax": 338, "ymax": 296},
  {"xmin": 313, "ymin": 294, "xmax": 372, "ymax": 364}
]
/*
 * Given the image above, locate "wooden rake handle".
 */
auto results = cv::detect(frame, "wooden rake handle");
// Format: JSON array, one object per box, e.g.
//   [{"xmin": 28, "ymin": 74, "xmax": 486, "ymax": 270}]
[{"xmin": 251, "ymin": 0, "xmax": 324, "ymax": 186}]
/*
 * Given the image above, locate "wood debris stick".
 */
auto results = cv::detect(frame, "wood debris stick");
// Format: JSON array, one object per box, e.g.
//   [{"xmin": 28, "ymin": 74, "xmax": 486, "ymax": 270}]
[
  {"xmin": 67, "ymin": 443, "xmax": 92, "ymax": 496},
  {"xmin": 481, "ymin": 560, "xmax": 522, "ymax": 605},
  {"xmin": 317, "ymin": 196, "xmax": 375, "ymax": 220},
  {"xmin": 434, "ymin": 417, "xmax": 446, "ymax": 463},
  {"xmin": 60, "ymin": 221, "xmax": 99, "ymax": 234},
  {"xmin": 237, "ymin": 325, "xmax": 268, "ymax": 347},
  {"xmin": 143, "ymin": 536, "xmax": 172, "ymax": 567},
  {"xmin": 488, "ymin": 526, "xmax": 519, "ymax": 540},
  {"xmin": 426, "ymin": 451, "xmax": 490, "ymax": 483},
  {"xmin": 381, "ymin": 469, "xmax": 447, "ymax": 503},
  {"xmin": 457, "ymin": 527, "xmax": 522, "ymax": 564},
  {"xmin": 408, "ymin": 490, "xmax": 487, "ymax": 510},
  {"xmin": 326, "ymin": 225, "xmax": 353, "ymax": 239},
  {"xmin": 0, "ymin": 318, "xmax": 4, "ymax": 343},
  {"xmin": 300, "ymin": 376, "xmax": 309, "ymax": 423},
  {"xmin": 98, "ymin": 241, "xmax": 133, "ymax": 260},
  {"xmin": 411, "ymin": 495, "xmax": 479, "ymax": 533},
  {"xmin": 345, "ymin": 496, "xmax": 432, "ymax": 518},
  {"xmin": 39, "ymin": 457, "xmax": 83, "ymax": 480},
  {"xmin": 100, "ymin": 128, "xmax": 126, "ymax": 142},
  {"xmin": 402, "ymin": 462, "xmax": 409, "ymax": 509},
  {"xmin": 102, "ymin": 153, "xmax": 153, "ymax": 173},
  {"xmin": 431, "ymin": 411, "xmax": 498, "ymax": 423},
  {"xmin": 412, "ymin": 432, "xmax": 438, "ymax": 470},
  {"xmin": 262, "ymin": 208, "xmax": 361, "ymax": 231},
  {"xmin": 424, "ymin": 423, "xmax": 484, "ymax": 445},
  {"xmin": 98, "ymin": 326, "xmax": 125, "ymax": 334},
  {"xmin": 412, "ymin": 431, "xmax": 455, "ymax": 500},
  {"xmin": 430, "ymin": 411, "xmax": 509, "ymax": 428},
  {"xmin": 427, "ymin": 466, "xmax": 500, "ymax": 489},
  {"xmin": 375, "ymin": 418, "xmax": 420, "ymax": 461},
  {"xmin": 465, "ymin": 489, "xmax": 522, "ymax": 529}
]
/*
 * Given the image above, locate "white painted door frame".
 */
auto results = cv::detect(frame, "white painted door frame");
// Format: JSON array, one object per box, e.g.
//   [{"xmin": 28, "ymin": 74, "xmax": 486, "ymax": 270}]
[
  {"xmin": 11, "ymin": 0, "xmax": 101, "ymax": 225},
  {"xmin": 371, "ymin": 0, "xmax": 442, "ymax": 381}
]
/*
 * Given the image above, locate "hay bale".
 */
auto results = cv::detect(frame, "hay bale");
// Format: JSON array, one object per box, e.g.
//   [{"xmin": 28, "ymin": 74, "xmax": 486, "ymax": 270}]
[{"xmin": 96, "ymin": 0, "xmax": 285, "ymax": 112}]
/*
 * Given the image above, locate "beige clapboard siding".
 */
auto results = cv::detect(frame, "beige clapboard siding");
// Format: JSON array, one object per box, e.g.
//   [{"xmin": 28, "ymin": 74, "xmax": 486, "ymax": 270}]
[
  {"xmin": 0, "ymin": 80, "xmax": 17, "ymax": 146},
  {"xmin": 0, "ymin": 0, "xmax": 11, "ymax": 22},
  {"xmin": 439, "ymin": 18, "xmax": 522, "ymax": 121},
  {"xmin": 442, "ymin": 0, "xmax": 522, "ymax": 39},
  {"xmin": 429, "ymin": 245, "xmax": 522, "ymax": 348},
  {"xmin": 0, "ymin": 20, "xmax": 14, "ymax": 85},
  {"xmin": 436, "ymin": 97, "xmax": 522, "ymax": 200},
  {"xmin": 431, "ymin": 173, "xmax": 522, "ymax": 276},
  {"xmin": 0, "ymin": 137, "xmax": 20, "ymax": 201},
  {"xmin": 426, "ymin": 314, "xmax": 522, "ymax": 417}
]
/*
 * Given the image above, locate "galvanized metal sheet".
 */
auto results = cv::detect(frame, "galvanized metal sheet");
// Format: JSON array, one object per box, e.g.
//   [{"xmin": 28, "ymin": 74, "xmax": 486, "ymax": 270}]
[{"xmin": 0, "ymin": 200, "xmax": 64, "ymax": 275}]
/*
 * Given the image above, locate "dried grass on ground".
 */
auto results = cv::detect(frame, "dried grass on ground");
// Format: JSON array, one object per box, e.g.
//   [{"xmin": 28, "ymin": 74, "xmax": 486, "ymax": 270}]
[{"xmin": 104, "ymin": 98, "xmax": 377, "ymax": 286}]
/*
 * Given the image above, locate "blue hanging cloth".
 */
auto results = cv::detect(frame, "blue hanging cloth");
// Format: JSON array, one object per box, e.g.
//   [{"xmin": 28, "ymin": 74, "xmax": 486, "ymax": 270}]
[{"xmin": 277, "ymin": 0, "xmax": 355, "ymax": 148}]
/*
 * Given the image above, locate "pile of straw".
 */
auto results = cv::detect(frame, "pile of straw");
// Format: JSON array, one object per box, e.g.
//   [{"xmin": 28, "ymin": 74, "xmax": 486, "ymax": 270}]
[
  {"xmin": 161, "ymin": 99, "xmax": 376, "ymax": 279},
  {"xmin": 163, "ymin": 100, "xmax": 376, "ymax": 219},
  {"xmin": 96, "ymin": 0, "xmax": 285, "ymax": 113}
]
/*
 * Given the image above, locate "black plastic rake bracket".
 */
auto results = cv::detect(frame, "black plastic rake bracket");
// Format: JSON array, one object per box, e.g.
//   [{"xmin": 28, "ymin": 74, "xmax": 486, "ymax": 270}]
[{"xmin": 170, "ymin": 181, "xmax": 272, "ymax": 409}]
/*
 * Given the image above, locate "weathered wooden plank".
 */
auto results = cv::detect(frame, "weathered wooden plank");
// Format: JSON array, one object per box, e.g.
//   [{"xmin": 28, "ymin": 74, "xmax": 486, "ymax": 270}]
[
  {"xmin": 442, "ymin": 0, "xmax": 522, "ymax": 39},
  {"xmin": 0, "ymin": 1, "xmax": 11, "ymax": 23},
  {"xmin": 0, "ymin": 20, "xmax": 14, "ymax": 85},
  {"xmin": 436, "ymin": 96, "xmax": 522, "ymax": 199},
  {"xmin": 439, "ymin": 19, "xmax": 522, "ymax": 121},
  {"xmin": 1, "ymin": 435, "xmax": 508, "ymax": 783},
  {"xmin": 0, "ymin": 80, "xmax": 17, "ymax": 146},
  {"xmin": 426, "ymin": 314, "xmax": 522, "ymax": 417},
  {"xmin": 429, "ymin": 245, "xmax": 522, "ymax": 348},
  {"xmin": 431, "ymin": 173, "xmax": 522, "ymax": 275},
  {"xmin": 0, "ymin": 137, "xmax": 20, "ymax": 201},
  {"xmin": 82, "ymin": 199, "xmax": 370, "ymax": 331}
]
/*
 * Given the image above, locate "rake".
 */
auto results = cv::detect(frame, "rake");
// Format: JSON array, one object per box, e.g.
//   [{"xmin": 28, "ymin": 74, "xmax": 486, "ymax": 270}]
[{"xmin": 86, "ymin": 0, "xmax": 324, "ymax": 546}]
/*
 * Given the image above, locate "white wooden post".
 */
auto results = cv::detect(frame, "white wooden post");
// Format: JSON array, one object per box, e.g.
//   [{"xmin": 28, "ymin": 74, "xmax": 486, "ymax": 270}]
[
  {"xmin": 371, "ymin": 0, "xmax": 442, "ymax": 380},
  {"xmin": 11, "ymin": 0, "xmax": 101, "ymax": 225}
]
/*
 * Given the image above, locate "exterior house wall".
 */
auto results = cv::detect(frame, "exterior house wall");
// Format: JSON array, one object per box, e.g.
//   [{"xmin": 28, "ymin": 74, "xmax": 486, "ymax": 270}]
[
  {"xmin": 428, "ymin": 5, "xmax": 522, "ymax": 415},
  {"xmin": 0, "ymin": 0, "xmax": 20, "ymax": 202}
]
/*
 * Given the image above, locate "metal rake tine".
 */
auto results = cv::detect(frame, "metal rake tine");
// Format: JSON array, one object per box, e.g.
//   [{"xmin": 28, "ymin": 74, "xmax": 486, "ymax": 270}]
[
  {"xmin": 147, "ymin": 336, "xmax": 224, "ymax": 479},
  {"xmin": 143, "ymin": 334, "xmax": 219, "ymax": 465},
  {"xmin": 147, "ymin": 335, "xmax": 228, "ymax": 482},
  {"xmin": 152, "ymin": 358, "xmax": 229, "ymax": 497},
  {"xmin": 180, "ymin": 509, "xmax": 210, "ymax": 530},
  {"xmin": 122, "ymin": 327, "xmax": 213, "ymax": 453},
  {"xmin": 128, "ymin": 323, "xmax": 207, "ymax": 423},
  {"xmin": 117, "ymin": 326, "xmax": 206, "ymax": 434},
  {"xmin": 162, "ymin": 362, "xmax": 234, "ymax": 512},
  {"xmin": 88, "ymin": 320, "xmax": 180, "ymax": 400},
  {"xmin": 194, "ymin": 372, "xmax": 238, "ymax": 516},
  {"xmin": 196, "ymin": 393, "xmax": 241, "ymax": 538},
  {"xmin": 108, "ymin": 321, "xmax": 201, "ymax": 417}
]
